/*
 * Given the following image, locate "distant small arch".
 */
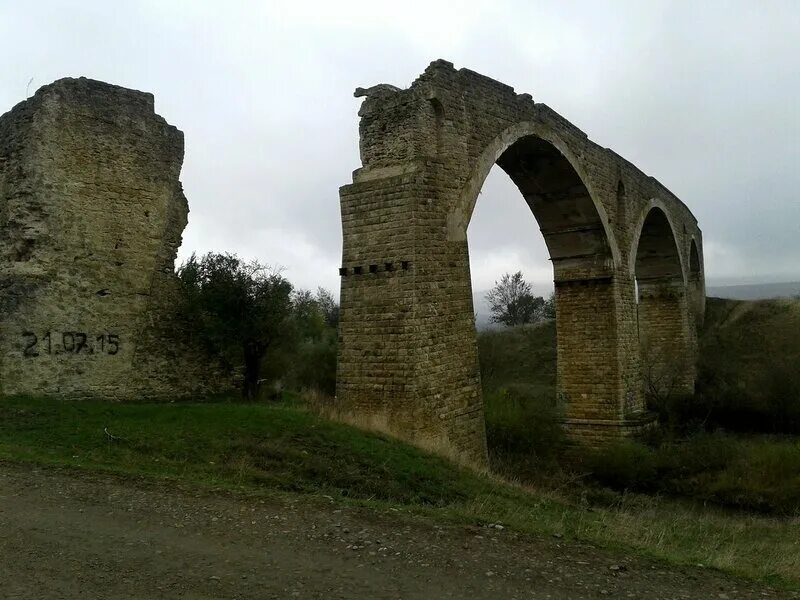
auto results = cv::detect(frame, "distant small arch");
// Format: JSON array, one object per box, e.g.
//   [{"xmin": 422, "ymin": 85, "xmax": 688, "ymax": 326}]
[
  {"xmin": 629, "ymin": 199, "xmax": 686, "ymax": 285},
  {"xmin": 688, "ymin": 237, "xmax": 705, "ymax": 324},
  {"xmin": 428, "ymin": 96, "xmax": 445, "ymax": 121},
  {"xmin": 689, "ymin": 238, "xmax": 701, "ymax": 280}
]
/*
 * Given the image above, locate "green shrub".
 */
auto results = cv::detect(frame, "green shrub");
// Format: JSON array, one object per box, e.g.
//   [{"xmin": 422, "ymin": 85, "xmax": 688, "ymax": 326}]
[
  {"xmin": 288, "ymin": 332, "xmax": 337, "ymax": 397},
  {"xmin": 700, "ymin": 439, "xmax": 800, "ymax": 515},
  {"xmin": 585, "ymin": 442, "xmax": 657, "ymax": 491}
]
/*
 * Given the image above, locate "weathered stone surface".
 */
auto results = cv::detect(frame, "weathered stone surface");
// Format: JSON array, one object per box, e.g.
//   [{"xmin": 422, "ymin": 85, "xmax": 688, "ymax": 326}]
[
  {"xmin": 0, "ymin": 77, "xmax": 233, "ymax": 400},
  {"xmin": 336, "ymin": 60, "xmax": 704, "ymax": 467}
]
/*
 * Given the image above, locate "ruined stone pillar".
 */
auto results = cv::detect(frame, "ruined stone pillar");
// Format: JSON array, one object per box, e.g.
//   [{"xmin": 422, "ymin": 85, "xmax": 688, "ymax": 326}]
[{"xmin": 0, "ymin": 77, "xmax": 233, "ymax": 400}]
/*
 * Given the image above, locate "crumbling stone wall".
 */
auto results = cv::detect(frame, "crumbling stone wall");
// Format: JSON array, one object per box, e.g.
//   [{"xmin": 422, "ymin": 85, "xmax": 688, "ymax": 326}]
[
  {"xmin": 337, "ymin": 60, "xmax": 704, "ymax": 466},
  {"xmin": 0, "ymin": 77, "xmax": 233, "ymax": 400}
]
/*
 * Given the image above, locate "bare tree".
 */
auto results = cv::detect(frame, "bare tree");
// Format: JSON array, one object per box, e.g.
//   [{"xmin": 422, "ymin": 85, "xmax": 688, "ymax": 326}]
[{"xmin": 486, "ymin": 271, "xmax": 545, "ymax": 327}]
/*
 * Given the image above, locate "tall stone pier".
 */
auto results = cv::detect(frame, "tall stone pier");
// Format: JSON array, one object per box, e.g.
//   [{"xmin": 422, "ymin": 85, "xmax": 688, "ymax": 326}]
[{"xmin": 336, "ymin": 61, "xmax": 704, "ymax": 466}]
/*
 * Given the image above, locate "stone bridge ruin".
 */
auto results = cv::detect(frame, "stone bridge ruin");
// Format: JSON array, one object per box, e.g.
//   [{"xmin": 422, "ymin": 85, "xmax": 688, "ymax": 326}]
[{"xmin": 336, "ymin": 60, "xmax": 705, "ymax": 467}]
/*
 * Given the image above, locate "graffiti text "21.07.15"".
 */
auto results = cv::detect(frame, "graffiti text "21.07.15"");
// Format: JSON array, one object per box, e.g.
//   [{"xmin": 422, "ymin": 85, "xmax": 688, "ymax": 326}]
[{"xmin": 22, "ymin": 332, "xmax": 120, "ymax": 357}]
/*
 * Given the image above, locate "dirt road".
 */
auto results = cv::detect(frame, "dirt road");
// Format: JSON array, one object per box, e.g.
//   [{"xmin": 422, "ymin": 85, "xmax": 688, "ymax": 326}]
[{"xmin": 0, "ymin": 463, "xmax": 790, "ymax": 599}]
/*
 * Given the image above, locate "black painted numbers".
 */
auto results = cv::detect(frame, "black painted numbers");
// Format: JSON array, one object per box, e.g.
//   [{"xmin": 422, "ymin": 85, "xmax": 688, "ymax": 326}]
[
  {"xmin": 22, "ymin": 332, "xmax": 38, "ymax": 357},
  {"xmin": 108, "ymin": 334, "xmax": 119, "ymax": 354},
  {"xmin": 21, "ymin": 331, "xmax": 120, "ymax": 357}
]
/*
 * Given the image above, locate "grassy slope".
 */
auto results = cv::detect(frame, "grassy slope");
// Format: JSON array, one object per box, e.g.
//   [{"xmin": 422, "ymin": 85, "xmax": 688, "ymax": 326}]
[
  {"xmin": 478, "ymin": 320, "xmax": 556, "ymax": 397},
  {"xmin": 697, "ymin": 296, "xmax": 800, "ymax": 398},
  {"xmin": 699, "ymin": 297, "xmax": 800, "ymax": 415},
  {"xmin": 0, "ymin": 396, "xmax": 798, "ymax": 589}
]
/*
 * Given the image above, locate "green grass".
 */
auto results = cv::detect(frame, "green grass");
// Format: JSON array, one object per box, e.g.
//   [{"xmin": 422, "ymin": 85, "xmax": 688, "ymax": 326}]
[
  {"xmin": 0, "ymin": 395, "xmax": 475, "ymax": 505},
  {"xmin": 1, "ymin": 396, "xmax": 799, "ymax": 589}
]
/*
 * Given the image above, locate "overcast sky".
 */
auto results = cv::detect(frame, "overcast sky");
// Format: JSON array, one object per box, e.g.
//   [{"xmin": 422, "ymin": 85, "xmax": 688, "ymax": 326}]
[{"xmin": 1, "ymin": 0, "xmax": 798, "ymax": 295}]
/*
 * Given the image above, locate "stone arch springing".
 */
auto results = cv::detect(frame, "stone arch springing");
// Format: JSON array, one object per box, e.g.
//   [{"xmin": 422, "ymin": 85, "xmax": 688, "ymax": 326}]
[
  {"xmin": 456, "ymin": 133, "xmax": 613, "ymax": 262},
  {"xmin": 449, "ymin": 122, "xmax": 621, "ymax": 269},
  {"xmin": 688, "ymin": 238, "xmax": 704, "ymax": 326},
  {"xmin": 632, "ymin": 204, "xmax": 694, "ymax": 396}
]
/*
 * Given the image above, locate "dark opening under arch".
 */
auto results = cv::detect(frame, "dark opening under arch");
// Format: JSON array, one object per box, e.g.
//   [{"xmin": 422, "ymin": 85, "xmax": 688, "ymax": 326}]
[
  {"xmin": 634, "ymin": 207, "xmax": 683, "ymax": 285},
  {"xmin": 633, "ymin": 206, "xmax": 694, "ymax": 396}
]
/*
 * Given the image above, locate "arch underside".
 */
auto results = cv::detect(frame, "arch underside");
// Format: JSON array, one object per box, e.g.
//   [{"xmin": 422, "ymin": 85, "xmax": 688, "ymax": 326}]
[{"xmin": 496, "ymin": 135, "xmax": 611, "ymax": 278}]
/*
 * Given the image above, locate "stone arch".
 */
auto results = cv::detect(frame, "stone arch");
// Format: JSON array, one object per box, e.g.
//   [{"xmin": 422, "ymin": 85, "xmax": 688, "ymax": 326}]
[
  {"xmin": 632, "ymin": 204, "xmax": 694, "ymax": 396},
  {"xmin": 445, "ymin": 127, "xmax": 629, "ymax": 441}
]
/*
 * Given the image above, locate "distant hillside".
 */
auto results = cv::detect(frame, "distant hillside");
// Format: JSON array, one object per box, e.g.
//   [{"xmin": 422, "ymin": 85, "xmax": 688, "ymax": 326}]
[
  {"xmin": 476, "ymin": 296, "xmax": 800, "ymax": 432},
  {"xmin": 473, "ymin": 282, "xmax": 800, "ymax": 328},
  {"xmin": 699, "ymin": 297, "xmax": 800, "ymax": 411},
  {"xmin": 706, "ymin": 281, "xmax": 800, "ymax": 300},
  {"xmin": 478, "ymin": 320, "xmax": 556, "ymax": 397}
]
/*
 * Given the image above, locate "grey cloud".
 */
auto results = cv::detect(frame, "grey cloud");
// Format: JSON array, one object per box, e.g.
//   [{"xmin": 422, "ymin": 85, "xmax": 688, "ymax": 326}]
[{"xmin": 1, "ymin": 0, "xmax": 797, "ymax": 294}]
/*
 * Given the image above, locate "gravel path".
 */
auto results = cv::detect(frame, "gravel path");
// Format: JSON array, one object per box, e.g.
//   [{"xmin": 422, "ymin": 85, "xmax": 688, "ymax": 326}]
[{"xmin": 0, "ymin": 463, "xmax": 791, "ymax": 599}]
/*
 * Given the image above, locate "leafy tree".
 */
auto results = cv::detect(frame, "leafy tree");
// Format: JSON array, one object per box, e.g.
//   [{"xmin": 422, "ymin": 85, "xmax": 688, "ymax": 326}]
[
  {"xmin": 292, "ymin": 289, "xmax": 327, "ymax": 341},
  {"xmin": 177, "ymin": 252, "xmax": 293, "ymax": 400},
  {"xmin": 271, "ymin": 287, "xmax": 339, "ymax": 397},
  {"xmin": 290, "ymin": 287, "xmax": 339, "ymax": 339},
  {"xmin": 315, "ymin": 287, "xmax": 340, "ymax": 328},
  {"xmin": 486, "ymin": 271, "xmax": 545, "ymax": 327},
  {"xmin": 543, "ymin": 291, "xmax": 556, "ymax": 320}
]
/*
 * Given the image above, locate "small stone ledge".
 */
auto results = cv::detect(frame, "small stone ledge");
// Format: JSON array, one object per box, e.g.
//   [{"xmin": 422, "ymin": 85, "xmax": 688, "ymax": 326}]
[
  {"xmin": 352, "ymin": 163, "xmax": 419, "ymax": 184},
  {"xmin": 339, "ymin": 261, "xmax": 410, "ymax": 276}
]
